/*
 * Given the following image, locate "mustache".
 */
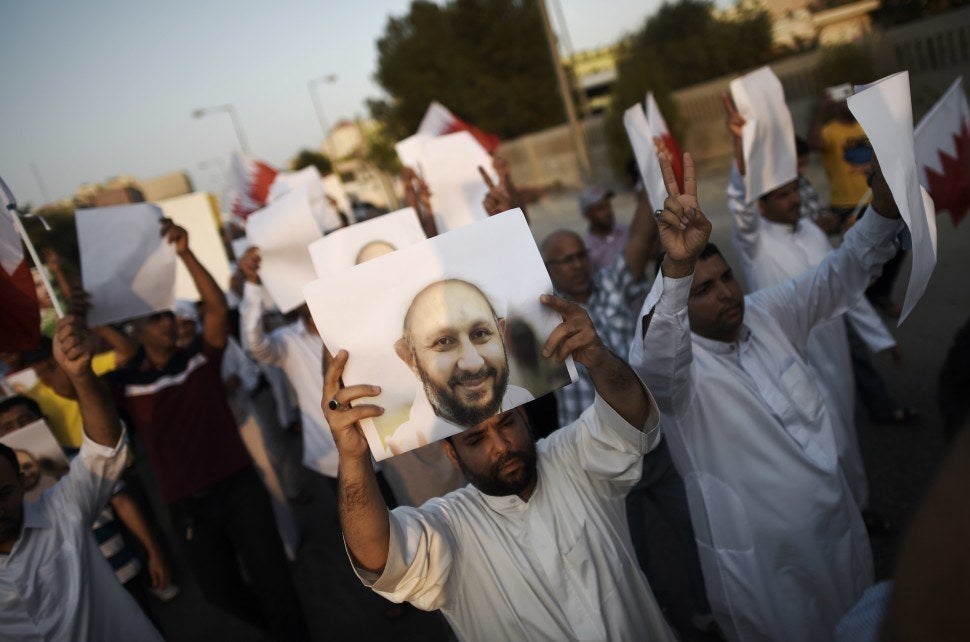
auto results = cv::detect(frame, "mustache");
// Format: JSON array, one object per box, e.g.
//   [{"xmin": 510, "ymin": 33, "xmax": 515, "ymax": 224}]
[{"xmin": 449, "ymin": 365, "xmax": 497, "ymax": 387}]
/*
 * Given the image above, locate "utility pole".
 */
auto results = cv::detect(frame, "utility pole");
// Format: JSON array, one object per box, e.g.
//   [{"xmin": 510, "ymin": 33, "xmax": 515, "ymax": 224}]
[{"xmin": 537, "ymin": 0, "xmax": 591, "ymax": 182}]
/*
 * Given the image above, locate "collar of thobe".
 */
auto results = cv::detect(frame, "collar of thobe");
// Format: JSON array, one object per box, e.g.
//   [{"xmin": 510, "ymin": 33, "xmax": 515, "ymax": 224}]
[
  {"xmin": 2, "ymin": 501, "xmax": 51, "ymax": 561},
  {"xmin": 692, "ymin": 324, "xmax": 752, "ymax": 355}
]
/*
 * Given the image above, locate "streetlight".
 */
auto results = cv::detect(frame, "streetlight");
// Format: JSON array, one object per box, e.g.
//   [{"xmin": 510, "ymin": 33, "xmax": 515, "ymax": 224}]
[
  {"xmin": 308, "ymin": 74, "xmax": 337, "ymax": 155},
  {"xmin": 191, "ymin": 103, "xmax": 251, "ymax": 154}
]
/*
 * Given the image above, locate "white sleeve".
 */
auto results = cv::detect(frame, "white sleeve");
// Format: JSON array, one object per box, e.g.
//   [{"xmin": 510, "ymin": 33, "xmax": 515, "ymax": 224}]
[
  {"xmin": 629, "ymin": 273, "xmax": 696, "ymax": 418},
  {"xmin": 47, "ymin": 428, "xmax": 128, "ymax": 527},
  {"xmin": 728, "ymin": 162, "xmax": 761, "ymax": 256},
  {"xmin": 240, "ymin": 282, "xmax": 286, "ymax": 366},
  {"xmin": 747, "ymin": 208, "xmax": 903, "ymax": 353},
  {"xmin": 352, "ymin": 504, "xmax": 456, "ymax": 611},
  {"xmin": 845, "ymin": 297, "xmax": 897, "ymax": 353}
]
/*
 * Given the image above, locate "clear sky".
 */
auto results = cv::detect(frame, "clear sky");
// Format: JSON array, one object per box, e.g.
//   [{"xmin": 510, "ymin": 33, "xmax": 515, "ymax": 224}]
[{"xmin": 0, "ymin": 0, "xmax": 669, "ymax": 206}]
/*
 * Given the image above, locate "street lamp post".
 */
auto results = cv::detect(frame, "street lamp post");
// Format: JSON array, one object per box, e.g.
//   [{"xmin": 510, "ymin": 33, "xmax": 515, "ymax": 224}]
[
  {"xmin": 192, "ymin": 104, "xmax": 251, "ymax": 154},
  {"xmin": 308, "ymin": 74, "xmax": 337, "ymax": 155}
]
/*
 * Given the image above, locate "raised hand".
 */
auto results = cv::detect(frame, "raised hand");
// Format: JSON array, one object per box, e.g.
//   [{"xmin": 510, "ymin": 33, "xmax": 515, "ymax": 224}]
[
  {"xmin": 238, "ymin": 246, "xmax": 262, "ymax": 284},
  {"xmin": 866, "ymin": 155, "xmax": 901, "ymax": 220},
  {"xmin": 52, "ymin": 315, "xmax": 93, "ymax": 380},
  {"xmin": 402, "ymin": 166, "xmax": 437, "ymax": 237},
  {"xmin": 160, "ymin": 218, "xmax": 189, "ymax": 255},
  {"xmin": 655, "ymin": 152, "xmax": 712, "ymax": 277},
  {"xmin": 321, "ymin": 349, "xmax": 382, "ymax": 461},
  {"xmin": 540, "ymin": 294, "xmax": 608, "ymax": 370},
  {"xmin": 480, "ymin": 165, "xmax": 513, "ymax": 215},
  {"xmin": 720, "ymin": 91, "xmax": 746, "ymax": 140}
]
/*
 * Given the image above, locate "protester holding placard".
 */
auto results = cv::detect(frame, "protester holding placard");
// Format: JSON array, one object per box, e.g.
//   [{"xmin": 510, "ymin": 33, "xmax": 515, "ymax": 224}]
[
  {"xmin": 0, "ymin": 316, "xmax": 162, "ymax": 641},
  {"xmin": 104, "ymin": 219, "xmax": 310, "ymax": 641},
  {"xmin": 630, "ymin": 149, "xmax": 907, "ymax": 641},
  {"xmin": 327, "ymin": 294, "xmax": 675, "ymax": 641}
]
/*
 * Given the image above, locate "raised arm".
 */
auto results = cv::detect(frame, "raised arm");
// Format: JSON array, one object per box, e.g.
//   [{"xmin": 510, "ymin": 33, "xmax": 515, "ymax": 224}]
[
  {"xmin": 623, "ymin": 189, "xmax": 661, "ymax": 280},
  {"xmin": 237, "ymin": 246, "xmax": 286, "ymax": 365},
  {"xmin": 161, "ymin": 218, "xmax": 228, "ymax": 349},
  {"xmin": 324, "ymin": 349, "xmax": 389, "ymax": 573},
  {"xmin": 53, "ymin": 315, "xmax": 122, "ymax": 448},
  {"xmin": 110, "ymin": 490, "xmax": 171, "ymax": 589}
]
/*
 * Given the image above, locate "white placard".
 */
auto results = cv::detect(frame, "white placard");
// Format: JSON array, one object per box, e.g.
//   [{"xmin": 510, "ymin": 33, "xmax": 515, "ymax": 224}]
[
  {"xmin": 624, "ymin": 104, "xmax": 667, "ymax": 213},
  {"xmin": 246, "ymin": 187, "xmax": 322, "ymax": 313},
  {"xmin": 395, "ymin": 131, "xmax": 491, "ymax": 233},
  {"xmin": 268, "ymin": 166, "xmax": 343, "ymax": 233},
  {"xmin": 322, "ymin": 173, "xmax": 352, "ymax": 217},
  {"xmin": 156, "ymin": 192, "xmax": 232, "ymax": 301},
  {"xmin": 729, "ymin": 66, "xmax": 797, "ymax": 201},
  {"xmin": 308, "ymin": 207, "xmax": 426, "ymax": 278},
  {"xmin": 77, "ymin": 203, "xmax": 176, "ymax": 326},
  {"xmin": 303, "ymin": 209, "xmax": 577, "ymax": 461},
  {"xmin": 848, "ymin": 71, "xmax": 938, "ymax": 325}
]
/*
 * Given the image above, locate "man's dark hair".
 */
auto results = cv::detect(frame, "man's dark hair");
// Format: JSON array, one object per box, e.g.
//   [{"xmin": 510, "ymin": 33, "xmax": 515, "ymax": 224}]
[
  {"xmin": 795, "ymin": 136, "xmax": 810, "ymax": 157},
  {"xmin": 656, "ymin": 243, "xmax": 723, "ymax": 276},
  {"xmin": 0, "ymin": 395, "xmax": 42, "ymax": 421},
  {"xmin": 0, "ymin": 443, "xmax": 18, "ymax": 475},
  {"xmin": 20, "ymin": 337, "xmax": 53, "ymax": 367}
]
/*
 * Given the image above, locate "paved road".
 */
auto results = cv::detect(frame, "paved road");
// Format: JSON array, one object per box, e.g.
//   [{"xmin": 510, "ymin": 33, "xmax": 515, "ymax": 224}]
[{"xmin": 150, "ymin": 158, "xmax": 968, "ymax": 641}]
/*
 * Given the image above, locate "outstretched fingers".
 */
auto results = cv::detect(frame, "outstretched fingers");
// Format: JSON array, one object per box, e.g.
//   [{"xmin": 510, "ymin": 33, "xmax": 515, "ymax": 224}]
[
  {"xmin": 659, "ymin": 151, "xmax": 680, "ymax": 198},
  {"xmin": 683, "ymin": 153, "xmax": 696, "ymax": 199}
]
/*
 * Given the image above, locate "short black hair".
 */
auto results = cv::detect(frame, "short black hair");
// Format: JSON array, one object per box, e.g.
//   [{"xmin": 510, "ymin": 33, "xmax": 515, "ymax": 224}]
[
  {"xmin": 656, "ymin": 243, "xmax": 723, "ymax": 276},
  {"xmin": 20, "ymin": 337, "xmax": 52, "ymax": 367},
  {"xmin": 0, "ymin": 395, "xmax": 42, "ymax": 421},
  {"xmin": 0, "ymin": 443, "xmax": 18, "ymax": 475},
  {"xmin": 795, "ymin": 135, "xmax": 810, "ymax": 157}
]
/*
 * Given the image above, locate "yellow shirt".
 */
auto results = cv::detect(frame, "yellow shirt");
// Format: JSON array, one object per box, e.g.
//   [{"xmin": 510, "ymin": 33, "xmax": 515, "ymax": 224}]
[
  {"xmin": 821, "ymin": 120, "xmax": 872, "ymax": 209},
  {"xmin": 28, "ymin": 351, "xmax": 118, "ymax": 449}
]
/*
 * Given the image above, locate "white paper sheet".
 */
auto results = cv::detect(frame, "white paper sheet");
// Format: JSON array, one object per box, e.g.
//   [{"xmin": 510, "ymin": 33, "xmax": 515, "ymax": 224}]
[
  {"xmin": 848, "ymin": 71, "xmax": 938, "ymax": 325},
  {"xmin": 729, "ymin": 66, "xmax": 797, "ymax": 201},
  {"xmin": 302, "ymin": 209, "xmax": 577, "ymax": 460},
  {"xmin": 395, "ymin": 131, "xmax": 491, "ymax": 232},
  {"xmin": 321, "ymin": 173, "xmax": 352, "ymax": 217},
  {"xmin": 76, "ymin": 203, "xmax": 176, "ymax": 326},
  {"xmin": 308, "ymin": 207, "xmax": 426, "ymax": 278},
  {"xmin": 245, "ymin": 187, "xmax": 322, "ymax": 313},
  {"xmin": 624, "ymin": 104, "xmax": 667, "ymax": 213},
  {"xmin": 156, "ymin": 192, "xmax": 232, "ymax": 301},
  {"xmin": 267, "ymin": 166, "xmax": 343, "ymax": 233}
]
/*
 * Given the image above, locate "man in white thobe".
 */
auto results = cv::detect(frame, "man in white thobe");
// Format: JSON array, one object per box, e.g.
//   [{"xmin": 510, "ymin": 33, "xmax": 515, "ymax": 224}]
[
  {"xmin": 629, "ymin": 152, "xmax": 904, "ymax": 641},
  {"xmin": 726, "ymin": 165, "xmax": 897, "ymax": 511},
  {"xmin": 325, "ymin": 295, "xmax": 675, "ymax": 642}
]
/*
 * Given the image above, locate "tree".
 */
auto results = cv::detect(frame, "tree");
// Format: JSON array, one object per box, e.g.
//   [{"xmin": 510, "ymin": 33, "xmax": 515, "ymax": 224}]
[
  {"xmin": 605, "ymin": 0, "xmax": 774, "ymax": 175},
  {"xmin": 291, "ymin": 149, "xmax": 333, "ymax": 175},
  {"xmin": 369, "ymin": 0, "xmax": 564, "ymax": 142},
  {"xmin": 814, "ymin": 43, "xmax": 876, "ymax": 89}
]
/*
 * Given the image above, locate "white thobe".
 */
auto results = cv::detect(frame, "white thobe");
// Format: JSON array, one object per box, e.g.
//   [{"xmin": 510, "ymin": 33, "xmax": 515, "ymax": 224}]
[
  {"xmin": 728, "ymin": 168, "xmax": 896, "ymax": 508},
  {"xmin": 628, "ymin": 211, "xmax": 901, "ymax": 641},
  {"xmin": 355, "ymin": 392, "xmax": 676, "ymax": 642},
  {"xmin": 0, "ymin": 431, "xmax": 163, "ymax": 641},
  {"xmin": 241, "ymin": 281, "xmax": 339, "ymax": 478}
]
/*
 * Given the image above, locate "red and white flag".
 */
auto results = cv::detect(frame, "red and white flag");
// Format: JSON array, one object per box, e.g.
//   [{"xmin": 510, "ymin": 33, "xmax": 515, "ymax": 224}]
[
  {"xmin": 645, "ymin": 92, "xmax": 684, "ymax": 192},
  {"xmin": 417, "ymin": 101, "xmax": 501, "ymax": 154},
  {"xmin": 0, "ymin": 178, "xmax": 41, "ymax": 352},
  {"xmin": 915, "ymin": 77, "xmax": 970, "ymax": 227},
  {"xmin": 227, "ymin": 151, "xmax": 278, "ymax": 225}
]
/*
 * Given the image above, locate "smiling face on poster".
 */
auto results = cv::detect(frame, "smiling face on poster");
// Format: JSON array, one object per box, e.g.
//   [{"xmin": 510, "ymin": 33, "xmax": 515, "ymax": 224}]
[{"xmin": 303, "ymin": 209, "xmax": 577, "ymax": 460}]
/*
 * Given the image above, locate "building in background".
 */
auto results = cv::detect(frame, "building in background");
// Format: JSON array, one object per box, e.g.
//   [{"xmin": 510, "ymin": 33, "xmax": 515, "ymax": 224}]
[{"xmin": 322, "ymin": 119, "xmax": 397, "ymax": 212}]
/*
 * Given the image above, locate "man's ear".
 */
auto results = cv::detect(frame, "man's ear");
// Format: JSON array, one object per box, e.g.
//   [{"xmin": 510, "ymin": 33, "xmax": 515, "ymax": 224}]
[
  {"xmin": 442, "ymin": 439, "xmax": 460, "ymax": 470},
  {"xmin": 394, "ymin": 337, "xmax": 415, "ymax": 369}
]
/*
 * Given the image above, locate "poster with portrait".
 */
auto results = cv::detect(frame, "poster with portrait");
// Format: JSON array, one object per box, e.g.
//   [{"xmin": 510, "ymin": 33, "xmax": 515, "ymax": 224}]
[
  {"xmin": 307, "ymin": 207, "xmax": 427, "ymax": 278},
  {"xmin": 303, "ymin": 209, "xmax": 577, "ymax": 460},
  {"xmin": 1, "ymin": 418, "xmax": 70, "ymax": 502}
]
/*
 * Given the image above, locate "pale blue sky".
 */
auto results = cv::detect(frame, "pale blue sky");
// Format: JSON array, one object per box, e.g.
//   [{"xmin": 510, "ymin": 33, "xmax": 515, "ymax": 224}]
[{"xmin": 0, "ymin": 0, "xmax": 673, "ymax": 205}]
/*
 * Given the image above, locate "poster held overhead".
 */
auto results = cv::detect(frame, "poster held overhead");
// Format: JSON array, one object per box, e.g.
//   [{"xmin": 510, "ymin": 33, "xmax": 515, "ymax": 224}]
[
  {"xmin": 729, "ymin": 66, "xmax": 797, "ymax": 202},
  {"xmin": 302, "ymin": 209, "xmax": 577, "ymax": 461},
  {"xmin": 624, "ymin": 104, "xmax": 667, "ymax": 213},
  {"xmin": 76, "ymin": 203, "xmax": 176, "ymax": 326},
  {"xmin": 308, "ymin": 207, "xmax": 426, "ymax": 278},
  {"xmin": 245, "ymin": 187, "xmax": 322, "ymax": 313},
  {"xmin": 268, "ymin": 166, "xmax": 343, "ymax": 233},
  {"xmin": 156, "ymin": 192, "xmax": 232, "ymax": 301},
  {"xmin": 847, "ymin": 71, "xmax": 938, "ymax": 325}
]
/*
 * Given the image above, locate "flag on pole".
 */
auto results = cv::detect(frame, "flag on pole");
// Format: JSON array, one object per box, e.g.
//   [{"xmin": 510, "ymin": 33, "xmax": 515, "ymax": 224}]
[
  {"xmin": 645, "ymin": 92, "xmax": 684, "ymax": 192},
  {"xmin": 417, "ymin": 101, "xmax": 501, "ymax": 154},
  {"xmin": 914, "ymin": 77, "xmax": 970, "ymax": 227},
  {"xmin": 0, "ymin": 178, "xmax": 41, "ymax": 352},
  {"xmin": 227, "ymin": 151, "xmax": 278, "ymax": 225}
]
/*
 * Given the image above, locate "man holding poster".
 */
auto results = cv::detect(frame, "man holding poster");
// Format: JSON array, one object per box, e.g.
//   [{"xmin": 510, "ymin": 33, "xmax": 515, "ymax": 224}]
[{"xmin": 324, "ymin": 295, "xmax": 675, "ymax": 641}]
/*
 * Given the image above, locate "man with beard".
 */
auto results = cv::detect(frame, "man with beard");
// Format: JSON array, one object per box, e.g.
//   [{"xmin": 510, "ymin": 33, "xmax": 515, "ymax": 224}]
[
  {"xmin": 325, "ymin": 294, "xmax": 676, "ymax": 641},
  {"xmin": 387, "ymin": 279, "xmax": 533, "ymax": 455}
]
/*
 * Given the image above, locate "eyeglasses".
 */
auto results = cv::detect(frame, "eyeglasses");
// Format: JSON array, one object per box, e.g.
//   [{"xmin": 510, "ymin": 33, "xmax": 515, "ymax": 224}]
[{"xmin": 544, "ymin": 249, "xmax": 588, "ymax": 267}]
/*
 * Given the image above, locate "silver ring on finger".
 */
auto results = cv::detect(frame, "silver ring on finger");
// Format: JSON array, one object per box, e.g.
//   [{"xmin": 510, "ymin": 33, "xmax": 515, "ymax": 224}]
[
  {"xmin": 328, "ymin": 398, "xmax": 342, "ymax": 411},
  {"xmin": 654, "ymin": 209, "xmax": 664, "ymax": 222}
]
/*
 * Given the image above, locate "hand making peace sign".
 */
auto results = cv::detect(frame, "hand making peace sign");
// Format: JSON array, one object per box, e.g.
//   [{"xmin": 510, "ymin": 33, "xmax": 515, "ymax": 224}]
[{"xmin": 655, "ymin": 151, "xmax": 712, "ymax": 278}]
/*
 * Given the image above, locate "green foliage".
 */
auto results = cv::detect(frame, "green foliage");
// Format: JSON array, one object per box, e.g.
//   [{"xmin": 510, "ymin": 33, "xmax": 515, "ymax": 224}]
[
  {"xmin": 291, "ymin": 149, "xmax": 333, "ymax": 175},
  {"xmin": 605, "ymin": 0, "xmax": 773, "ymax": 176},
  {"xmin": 815, "ymin": 43, "xmax": 876, "ymax": 88},
  {"xmin": 370, "ymin": 0, "xmax": 564, "ymax": 141}
]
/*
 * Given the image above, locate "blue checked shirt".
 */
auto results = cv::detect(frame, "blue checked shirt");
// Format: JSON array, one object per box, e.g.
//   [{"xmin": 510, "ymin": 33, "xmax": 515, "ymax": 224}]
[{"xmin": 554, "ymin": 255, "xmax": 650, "ymax": 425}]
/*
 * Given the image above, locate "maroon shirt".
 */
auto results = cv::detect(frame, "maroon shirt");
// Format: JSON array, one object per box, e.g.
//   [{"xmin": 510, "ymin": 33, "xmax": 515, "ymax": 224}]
[{"xmin": 106, "ymin": 337, "xmax": 251, "ymax": 504}]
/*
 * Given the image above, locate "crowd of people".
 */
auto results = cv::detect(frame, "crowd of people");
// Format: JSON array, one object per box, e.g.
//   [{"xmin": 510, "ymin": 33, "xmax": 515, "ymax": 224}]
[{"xmin": 1, "ymin": 85, "xmax": 967, "ymax": 642}]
